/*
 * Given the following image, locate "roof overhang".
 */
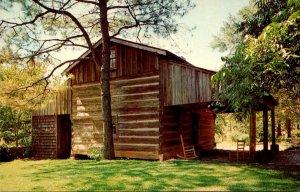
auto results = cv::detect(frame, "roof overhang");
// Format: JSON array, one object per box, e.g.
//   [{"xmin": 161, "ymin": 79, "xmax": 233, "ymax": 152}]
[{"xmin": 210, "ymin": 95, "xmax": 278, "ymax": 113}]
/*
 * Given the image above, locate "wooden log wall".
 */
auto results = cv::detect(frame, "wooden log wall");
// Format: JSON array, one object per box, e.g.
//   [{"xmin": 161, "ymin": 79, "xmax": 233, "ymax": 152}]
[
  {"xmin": 71, "ymin": 82, "xmax": 103, "ymax": 155},
  {"xmin": 32, "ymin": 115, "xmax": 57, "ymax": 158},
  {"xmin": 71, "ymin": 75, "xmax": 161, "ymax": 159},
  {"xmin": 160, "ymin": 105, "xmax": 215, "ymax": 160},
  {"xmin": 111, "ymin": 75, "xmax": 160, "ymax": 159},
  {"xmin": 160, "ymin": 106, "xmax": 191, "ymax": 159},
  {"xmin": 197, "ymin": 108, "xmax": 215, "ymax": 150},
  {"xmin": 160, "ymin": 60, "xmax": 215, "ymax": 106},
  {"xmin": 69, "ymin": 43, "xmax": 161, "ymax": 159},
  {"xmin": 68, "ymin": 42, "xmax": 215, "ymax": 160}
]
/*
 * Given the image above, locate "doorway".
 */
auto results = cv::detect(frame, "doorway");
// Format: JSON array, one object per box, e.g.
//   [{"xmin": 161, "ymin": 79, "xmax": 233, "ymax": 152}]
[{"xmin": 191, "ymin": 113, "xmax": 199, "ymax": 145}]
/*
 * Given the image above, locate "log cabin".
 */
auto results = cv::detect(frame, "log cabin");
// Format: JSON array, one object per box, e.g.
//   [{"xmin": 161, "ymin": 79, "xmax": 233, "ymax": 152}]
[{"xmin": 32, "ymin": 38, "xmax": 216, "ymax": 160}]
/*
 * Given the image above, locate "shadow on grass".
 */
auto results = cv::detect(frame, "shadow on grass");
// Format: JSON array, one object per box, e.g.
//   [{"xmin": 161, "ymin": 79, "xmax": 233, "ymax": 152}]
[{"xmin": 26, "ymin": 160, "xmax": 300, "ymax": 191}]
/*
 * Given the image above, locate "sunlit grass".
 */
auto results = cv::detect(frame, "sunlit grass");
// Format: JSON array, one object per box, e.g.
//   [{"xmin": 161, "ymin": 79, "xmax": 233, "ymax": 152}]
[{"xmin": 0, "ymin": 159, "xmax": 299, "ymax": 191}]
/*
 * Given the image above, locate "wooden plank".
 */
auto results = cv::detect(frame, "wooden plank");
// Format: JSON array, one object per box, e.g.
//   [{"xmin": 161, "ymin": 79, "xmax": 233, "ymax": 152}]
[
  {"xmin": 118, "ymin": 129, "xmax": 159, "ymax": 137},
  {"xmin": 114, "ymin": 136, "xmax": 159, "ymax": 144},
  {"xmin": 114, "ymin": 143, "xmax": 159, "ymax": 152},
  {"xmin": 117, "ymin": 120, "xmax": 159, "ymax": 129},
  {"xmin": 110, "ymin": 75, "xmax": 159, "ymax": 85},
  {"xmin": 115, "ymin": 151, "xmax": 159, "ymax": 160}
]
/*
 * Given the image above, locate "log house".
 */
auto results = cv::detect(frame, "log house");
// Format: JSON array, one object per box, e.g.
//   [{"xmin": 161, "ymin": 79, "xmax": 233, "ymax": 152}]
[{"xmin": 32, "ymin": 38, "xmax": 216, "ymax": 160}]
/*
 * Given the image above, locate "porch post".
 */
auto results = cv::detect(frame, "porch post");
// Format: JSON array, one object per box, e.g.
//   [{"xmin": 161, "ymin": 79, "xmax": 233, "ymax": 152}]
[
  {"xmin": 250, "ymin": 109, "xmax": 256, "ymax": 160},
  {"xmin": 271, "ymin": 110, "xmax": 275, "ymax": 146},
  {"xmin": 263, "ymin": 108, "xmax": 268, "ymax": 152},
  {"xmin": 271, "ymin": 109, "xmax": 279, "ymax": 151}
]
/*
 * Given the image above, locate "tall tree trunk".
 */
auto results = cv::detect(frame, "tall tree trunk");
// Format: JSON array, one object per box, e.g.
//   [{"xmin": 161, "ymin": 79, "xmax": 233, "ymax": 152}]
[
  {"xmin": 249, "ymin": 109, "xmax": 256, "ymax": 161},
  {"xmin": 99, "ymin": 0, "xmax": 114, "ymax": 159},
  {"xmin": 286, "ymin": 118, "xmax": 292, "ymax": 138},
  {"xmin": 15, "ymin": 112, "xmax": 21, "ymax": 147},
  {"xmin": 277, "ymin": 121, "xmax": 282, "ymax": 137}
]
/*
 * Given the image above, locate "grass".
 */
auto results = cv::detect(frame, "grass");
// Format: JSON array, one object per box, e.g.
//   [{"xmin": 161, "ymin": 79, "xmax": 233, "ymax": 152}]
[{"xmin": 0, "ymin": 159, "xmax": 299, "ymax": 191}]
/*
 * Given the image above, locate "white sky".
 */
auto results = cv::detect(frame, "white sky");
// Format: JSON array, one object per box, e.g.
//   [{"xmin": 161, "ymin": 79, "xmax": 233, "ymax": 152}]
[
  {"xmin": 1, "ymin": 0, "xmax": 250, "ymax": 72},
  {"xmin": 174, "ymin": 0, "xmax": 250, "ymax": 71}
]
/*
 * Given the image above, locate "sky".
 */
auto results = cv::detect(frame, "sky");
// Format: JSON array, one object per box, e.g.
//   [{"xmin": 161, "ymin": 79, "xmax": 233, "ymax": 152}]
[
  {"xmin": 1, "ymin": 0, "xmax": 250, "ymax": 72},
  {"xmin": 172, "ymin": 0, "xmax": 250, "ymax": 71}
]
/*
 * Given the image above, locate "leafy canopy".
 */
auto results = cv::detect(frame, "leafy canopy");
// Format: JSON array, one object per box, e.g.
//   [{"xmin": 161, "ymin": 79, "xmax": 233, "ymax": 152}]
[{"xmin": 212, "ymin": 0, "xmax": 300, "ymax": 115}]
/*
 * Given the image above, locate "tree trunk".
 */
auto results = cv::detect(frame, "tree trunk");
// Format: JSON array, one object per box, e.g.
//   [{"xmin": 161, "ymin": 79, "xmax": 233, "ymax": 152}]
[
  {"xmin": 286, "ymin": 118, "xmax": 292, "ymax": 138},
  {"xmin": 99, "ymin": 0, "xmax": 115, "ymax": 159},
  {"xmin": 249, "ymin": 109, "xmax": 256, "ymax": 161},
  {"xmin": 277, "ymin": 121, "xmax": 282, "ymax": 137},
  {"xmin": 15, "ymin": 112, "xmax": 21, "ymax": 147}
]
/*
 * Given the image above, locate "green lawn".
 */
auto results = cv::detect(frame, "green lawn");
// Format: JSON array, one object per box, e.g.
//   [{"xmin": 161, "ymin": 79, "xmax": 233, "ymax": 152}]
[{"xmin": 0, "ymin": 159, "xmax": 299, "ymax": 191}]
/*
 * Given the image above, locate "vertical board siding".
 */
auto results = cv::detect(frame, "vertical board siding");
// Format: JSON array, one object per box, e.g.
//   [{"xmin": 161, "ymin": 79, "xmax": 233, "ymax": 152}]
[
  {"xmin": 32, "ymin": 115, "xmax": 57, "ymax": 158},
  {"xmin": 32, "ymin": 115, "xmax": 72, "ymax": 159},
  {"xmin": 160, "ymin": 61, "xmax": 214, "ymax": 106},
  {"xmin": 70, "ymin": 43, "xmax": 159, "ymax": 86},
  {"xmin": 32, "ymin": 89, "xmax": 71, "ymax": 116}
]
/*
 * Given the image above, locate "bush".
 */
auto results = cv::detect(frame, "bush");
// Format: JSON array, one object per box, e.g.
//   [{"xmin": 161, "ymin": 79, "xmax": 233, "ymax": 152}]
[
  {"xmin": 88, "ymin": 146, "xmax": 103, "ymax": 161},
  {"xmin": 0, "ymin": 145, "xmax": 12, "ymax": 162}
]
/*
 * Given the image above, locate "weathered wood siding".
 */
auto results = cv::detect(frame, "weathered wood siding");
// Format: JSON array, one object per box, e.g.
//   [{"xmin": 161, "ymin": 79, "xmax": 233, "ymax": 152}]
[
  {"xmin": 69, "ymin": 43, "xmax": 158, "ymax": 85},
  {"xmin": 197, "ymin": 108, "xmax": 215, "ymax": 150},
  {"xmin": 160, "ymin": 106, "xmax": 188, "ymax": 159},
  {"xmin": 160, "ymin": 60, "xmax": 214, "ymax": 106},
  {"xmin": 32, "ymin": 89, "xmax": 71, "ymax": 116},
  {"xmin": 71, "ymin": 75, "xmax": 160, "ymax": 159},
  {"xmin": 71, "ymin": 82, "xmax": 103, "ymax": 155},
  {"xmin": 32, "ymin": 115, "xmax": 57, "ymax": 158},
  {"xmin": 160, "ymin": 104, "xmax": 215, "ymax": 160},
  {"xmin": 68, "ymin": 41, "xmax": 215, "ymax": 160},
  {"xmin": 69, "ymin": 43, "xmax": 160, "ymax": 159},
  {"xmin": 112, "ymin": 75, "xmax": 160, "ymax": 159},
  {"xmin": 32, "ymin": 115, "xmax": 72, "ymax": 159}
]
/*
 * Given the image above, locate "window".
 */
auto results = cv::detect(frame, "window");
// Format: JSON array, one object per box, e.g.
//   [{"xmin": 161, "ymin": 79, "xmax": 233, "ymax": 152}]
[{"xmin": 110, "ymin": 49, "xmax": 116, "ymax": 70}]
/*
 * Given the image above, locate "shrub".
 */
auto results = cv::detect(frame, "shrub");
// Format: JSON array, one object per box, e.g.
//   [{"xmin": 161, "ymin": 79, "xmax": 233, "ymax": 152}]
[
  {"xmin": 88, "ymin": 146, "xmax": 103, "ymax": 161},
  {"xmin": 0, "ymin": 145, "xmax": 12, "ymax": 162}
]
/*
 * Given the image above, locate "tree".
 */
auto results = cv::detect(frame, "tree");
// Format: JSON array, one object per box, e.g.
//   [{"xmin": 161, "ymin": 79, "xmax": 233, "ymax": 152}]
[
  {"xmin": 0, "ymin": 0, "xmax": 194, "ymax": 159},
  {"xmin": 211, "ymin": 0, "xmax": 300, "ymax": 116},
  {"xmin": 0, "ymin": 106, "xmax": 31, "ymax": 147}
]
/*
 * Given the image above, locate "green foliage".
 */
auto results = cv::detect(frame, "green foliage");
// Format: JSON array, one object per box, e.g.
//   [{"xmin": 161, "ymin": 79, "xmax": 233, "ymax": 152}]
[
  {"xmin": 215, "ymin": 114, "xmax": 250, "ymax": 144},
  {"xmin": 88, "ymin": 146, "xmax": 104, "ymax": 161},
  {"xmin": 0, "ymin": 49, "xmax": 56, "ymax": 111},
  {"xmin": 212, "ymin": 0, "xmax": 300, "ymax": 117},
  {"xmin": 0, "ymin": 106, "xmax": 31, "ymax": 147}
]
